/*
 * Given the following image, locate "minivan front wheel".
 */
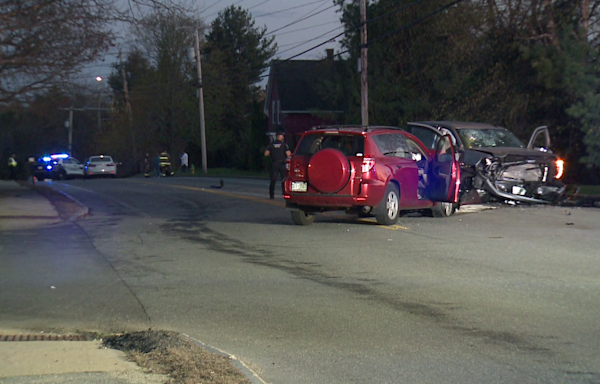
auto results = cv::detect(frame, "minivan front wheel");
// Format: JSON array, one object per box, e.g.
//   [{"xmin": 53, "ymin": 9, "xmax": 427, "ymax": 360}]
[
  {"xmin": 375, "ymin": 184, "xmax": 400, "ymax": 225},
  {"xmin": 291, "ymin": 210, "xmax": 316, "ymax": 226},
  {"xmin": 431, "ymin": 202, "xmax": 456, "ymax": 217}
]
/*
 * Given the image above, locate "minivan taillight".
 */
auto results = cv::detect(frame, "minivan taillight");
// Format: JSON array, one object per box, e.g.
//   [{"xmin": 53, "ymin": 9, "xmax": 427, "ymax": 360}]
[
  {"xmin": 285, "ymin": 157, "xmax": 291, "ymax": 171},
  {"xmin": 362, "ymin": 157, "xmax": 376, "ymax": 174}
]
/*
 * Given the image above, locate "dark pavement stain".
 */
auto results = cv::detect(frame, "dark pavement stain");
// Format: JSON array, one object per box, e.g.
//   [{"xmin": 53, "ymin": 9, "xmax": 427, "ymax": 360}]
[{"xmin": 160, "ymin": 216, "xmax": 558, "ymax": 359}]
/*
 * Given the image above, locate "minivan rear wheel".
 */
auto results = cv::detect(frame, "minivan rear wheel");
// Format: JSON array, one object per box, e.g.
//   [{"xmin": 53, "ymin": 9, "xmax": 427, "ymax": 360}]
[
  {"xmin": 375, "ymin": 184, "xmax": 400, "ymax": 225},
  {"xmin": 291, "ymin": 210, "xmax": 315, "ymax": 226}
]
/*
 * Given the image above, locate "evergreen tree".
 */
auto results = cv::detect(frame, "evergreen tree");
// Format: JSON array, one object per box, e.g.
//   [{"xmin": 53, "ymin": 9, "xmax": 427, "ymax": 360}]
[{"xmin": 205, "ymin": 6, "xmax": 277, "ymax": 169}]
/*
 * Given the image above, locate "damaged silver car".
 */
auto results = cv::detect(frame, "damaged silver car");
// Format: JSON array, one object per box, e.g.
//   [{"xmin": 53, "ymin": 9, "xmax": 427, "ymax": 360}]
[{"xmin": 406, "ymin": 121, "xmax": 565, "ymax": 205}]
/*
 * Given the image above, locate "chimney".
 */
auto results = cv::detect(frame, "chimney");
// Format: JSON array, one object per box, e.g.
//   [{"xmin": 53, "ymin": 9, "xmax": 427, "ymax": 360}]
[{"xmin": 326, "ymin": 49, "xmax": 334, "ymax": 60}]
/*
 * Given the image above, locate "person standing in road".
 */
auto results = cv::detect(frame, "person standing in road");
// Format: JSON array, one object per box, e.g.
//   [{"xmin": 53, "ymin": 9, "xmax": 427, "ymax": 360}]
[
  {"xmin": 264, "ymin": 128, "xmax": 291, "ymax": 199},
  {"xmin": 143, "ymin": 152, "xmax": 151, "ymax": 178},
  {"xmin": 180, "ymin": 150, "xmax": 189, "ymax": 174},
  {"xmin": 152, "ymin": 152, "xmax": 161, "ymax": 177},
  {"xmin": 8, "ymin": 153, "xmax": 18, "ymax": 181}
]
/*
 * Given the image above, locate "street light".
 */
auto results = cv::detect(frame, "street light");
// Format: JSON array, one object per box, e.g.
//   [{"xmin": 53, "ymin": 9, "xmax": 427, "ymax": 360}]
[{"xmin": 96, "ymin": 76, "xmax": 103, "ymax": 131}]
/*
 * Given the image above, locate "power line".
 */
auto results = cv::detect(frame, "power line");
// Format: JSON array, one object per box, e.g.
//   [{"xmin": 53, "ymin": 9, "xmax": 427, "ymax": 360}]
[
  {"xmin": 247, "ymin": 0, "xmax": 274, "ymax": 10},
  {"xmin": 81, "ymin": 0, "xmax": 461, "ymax": 97},
  {"xmin": 102, "ymin": 0, "xmax": 430, "ymax": 88},
  {"xmin": 365, "ymin": 0, "xmax": 462, "ymax": 48},
  {"xmin": 271, "ymin": 0, "xmax": 445, "ymax": 63},
  {"xmin": 254, "ymin": 0, "xmax": 329, "ymax": 19},
  {"xmin": 91, "ymin": 1, "xmax": 338, "ymax": 76},
  {"xmin": 204, "ymin": 0, "xmax": 247, "ymax": 19},
  {"xmin": 254, "ymin": 0, "xmax": 464, "ymax": 81},
  {"xmin": 277, "ymin": 25, "xmax": 343, "ymax": 55},
  {"xmin": 200, "ymin": 0, "xmax": 229, "ymax": 15},
  {"xmin": 266, "ymin": 3, "xmax": 338, "ymax": 36},
  {"xmin": 275, "ymin": 20, "xmax": 340, "ymax": 37}
]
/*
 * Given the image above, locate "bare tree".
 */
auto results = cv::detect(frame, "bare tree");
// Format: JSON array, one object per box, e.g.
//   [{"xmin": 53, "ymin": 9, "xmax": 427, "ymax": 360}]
[
  {"xmin": 0, "ymin": 0, "xmax": 193, "ymax": 105},
  {"xmin": 0, "ymin": 0, "xmax": 114, "ymax": 103}
]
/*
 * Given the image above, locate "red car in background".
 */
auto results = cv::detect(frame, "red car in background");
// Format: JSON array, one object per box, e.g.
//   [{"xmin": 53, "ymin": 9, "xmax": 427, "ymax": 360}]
[{"xmin": 283, "ymin": 126, "xmax": 460, "ymax": 225}]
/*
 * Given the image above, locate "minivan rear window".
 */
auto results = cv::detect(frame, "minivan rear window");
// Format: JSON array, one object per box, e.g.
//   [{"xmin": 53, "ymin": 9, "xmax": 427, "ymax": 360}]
[{"xmin": 296, "ymin": 133, "xmax": 365, "ymax": 156}]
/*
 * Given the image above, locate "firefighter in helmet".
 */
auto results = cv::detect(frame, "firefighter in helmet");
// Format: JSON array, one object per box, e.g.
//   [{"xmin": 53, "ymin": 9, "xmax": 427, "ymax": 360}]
[{"xmin": 159, "ymin": 150, "xmax": 173, "ymax": 177}]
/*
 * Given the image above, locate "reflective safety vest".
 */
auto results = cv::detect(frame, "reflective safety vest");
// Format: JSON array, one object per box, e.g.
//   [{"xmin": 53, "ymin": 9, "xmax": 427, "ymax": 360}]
[
  {"xmin": 8, "ymin": 157, "xmax": 17, "ymax": 167},
  {"xmin": 159, "ymin": 152, "xmax": 170, "ymax": 167}
]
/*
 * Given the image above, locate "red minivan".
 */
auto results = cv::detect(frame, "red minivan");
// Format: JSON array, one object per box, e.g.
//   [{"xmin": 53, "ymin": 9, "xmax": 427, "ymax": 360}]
[{"xmin": 283, "ymin": 126, "xmax": 460, "ymax": 225}]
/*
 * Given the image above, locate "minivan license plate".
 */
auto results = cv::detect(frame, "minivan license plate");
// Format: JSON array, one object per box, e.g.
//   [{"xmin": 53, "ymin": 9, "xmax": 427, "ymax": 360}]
[{"xmin": 291, "ymin": 181, "xmax": 307, "ymax": 192}]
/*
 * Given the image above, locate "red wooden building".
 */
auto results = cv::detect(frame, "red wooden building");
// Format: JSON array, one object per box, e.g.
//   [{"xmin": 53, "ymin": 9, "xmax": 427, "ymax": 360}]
[{"xmin": 263, "ymin": 50, "xmax": 344, "ymax": 148}]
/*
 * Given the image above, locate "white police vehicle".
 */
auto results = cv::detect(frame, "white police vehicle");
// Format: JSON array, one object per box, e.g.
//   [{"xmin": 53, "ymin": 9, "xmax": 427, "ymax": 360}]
[{"xmin": 35, "ymin": 154, "xmax": 85, "ymax": 180}]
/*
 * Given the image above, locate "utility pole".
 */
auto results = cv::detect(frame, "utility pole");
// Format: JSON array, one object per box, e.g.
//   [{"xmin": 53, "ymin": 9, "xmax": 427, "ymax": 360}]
[
  {"xmin": 60, "ymin": 106, "xmax": 84, "ymax": 155},
  {"xmin": 194, "ymin": 27, "xmax": 208, "ymax": 174},
  {"xmin": 95, "ymin": 76, "xmax": 103, "ymax": 132},
  {"xmin": 68, "ymin": 107, "xmax": 73, "ymax": 155},
  {"xmin": 119, "ymin": 50, "xmax": 138, "ymax": 168},
  {"xmin": 360, "ymin": 0, "xmax": 369, "ymax": 126},
  {"xmin": 60, "ymin": 103, "xmax": 108, "ymax": 156}
]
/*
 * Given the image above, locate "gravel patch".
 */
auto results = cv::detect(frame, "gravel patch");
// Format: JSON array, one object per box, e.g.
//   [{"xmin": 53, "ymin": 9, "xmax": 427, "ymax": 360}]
[{"xmin": 104, "ymin": 330, "xmax": 253, "ymax": 384}]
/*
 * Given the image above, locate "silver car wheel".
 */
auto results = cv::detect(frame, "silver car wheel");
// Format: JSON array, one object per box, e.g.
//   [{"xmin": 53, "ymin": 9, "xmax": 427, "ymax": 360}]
[
  {"xmin": 441, "ymin": 202, "xmax": 453, "ymax": 216},
  {"xmin": 386, "ymin": 192, "xmax": 399, "ymax": 218},
  {"xmin": 376, "ymin": 184, "xmax": 400, "ymax": 225},
  {"xmin": 431, "ymin": 202, "xmax": 456, "ymax": 218}
]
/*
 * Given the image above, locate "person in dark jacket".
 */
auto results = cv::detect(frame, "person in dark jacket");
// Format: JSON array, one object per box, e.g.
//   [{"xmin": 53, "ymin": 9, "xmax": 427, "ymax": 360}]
[
  {"xmin": 143, "ymin": 152, "xmax": 151, "ymax": 177},
  {"xmin": 264, "ymin": 128, "xmax": 291, "ymax": 199},
  {"xmin": 152, "ymin": 152, "xmax": 161, "ymax": 177}
]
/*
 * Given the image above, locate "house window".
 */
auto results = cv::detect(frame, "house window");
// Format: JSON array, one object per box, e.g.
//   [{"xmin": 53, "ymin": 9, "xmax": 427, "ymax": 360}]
[
  {"xmin": 277, "ymin": 100, "xmax": 281, "ymax": 124},
  {"xmin": 272, "ymin": 101, "xmax": 276, "ymax": 124}
]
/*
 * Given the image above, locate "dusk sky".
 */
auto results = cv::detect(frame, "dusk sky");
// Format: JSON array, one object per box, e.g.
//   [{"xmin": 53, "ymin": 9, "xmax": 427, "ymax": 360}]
[{"xmin": 79, "ymin": 0, "xmax": 344, "ymax": 89}]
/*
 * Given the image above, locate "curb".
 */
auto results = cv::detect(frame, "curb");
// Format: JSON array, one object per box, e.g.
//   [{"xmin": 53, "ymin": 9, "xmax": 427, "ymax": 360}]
[
  {"xmin": 19, "ymin": 181, "xmax": 90, "ymax": 222},
  {"xmin": 181, "ymin": 334, "xmax": 266, "ymax": 384},
  {"xmin": 54, "ymin": 189, "xmax": 90, "ymax": 221}
]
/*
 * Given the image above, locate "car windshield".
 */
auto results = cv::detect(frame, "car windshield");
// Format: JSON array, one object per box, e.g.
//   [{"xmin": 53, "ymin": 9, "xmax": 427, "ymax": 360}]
[
  {"xmin": 457, "ymin": 128, "xmax": 524, "ymax": 149},
  {"xmin": 296, "ymin": 133, "xmax": 365, "ymax": 156}
]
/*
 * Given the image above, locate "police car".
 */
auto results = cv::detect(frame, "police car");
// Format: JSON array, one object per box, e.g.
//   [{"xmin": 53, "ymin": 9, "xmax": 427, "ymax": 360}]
[{"xmin": 33, "ymin": 153, "xmax": 84, "ymax": 180}]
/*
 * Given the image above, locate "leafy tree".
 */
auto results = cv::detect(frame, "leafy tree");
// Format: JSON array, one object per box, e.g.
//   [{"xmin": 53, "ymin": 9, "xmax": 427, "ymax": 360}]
[
  {"xmin": 332, "ymin": 0, "xmax": 600, "ymax": 181},
  {"xmin": 104, "ymin": 7, "xmax": 276, "ymax": 172},
  {"xmin": 106, "ymin": 11, "xmax": 201, "ymax": 167}
]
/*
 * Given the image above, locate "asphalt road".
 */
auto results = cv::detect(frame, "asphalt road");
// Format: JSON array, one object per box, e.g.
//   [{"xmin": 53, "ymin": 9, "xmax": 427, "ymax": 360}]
[{"xmin": 1, "ymin": 176, "xmax": 599, "ymax": 384}]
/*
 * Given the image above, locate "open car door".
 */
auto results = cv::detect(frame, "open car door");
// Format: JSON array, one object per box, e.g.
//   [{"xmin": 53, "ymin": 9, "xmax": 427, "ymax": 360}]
[
  {"xmin": 406, "ymin": 122, "xmax": 444, "ymax": 149},
  {"xmin": 427, "ymin": 135, "xmax": 460, "ymax": 203},
  {"xmin": 527, "ymin": 125, "xmax": 551, "ymax": 151}
]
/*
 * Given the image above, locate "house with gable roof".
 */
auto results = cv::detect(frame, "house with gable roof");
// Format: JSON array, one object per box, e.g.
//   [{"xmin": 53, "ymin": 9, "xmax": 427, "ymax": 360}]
[{"xmin": 263, "ymin": 49, "xmax": 344, "ymax": 147}]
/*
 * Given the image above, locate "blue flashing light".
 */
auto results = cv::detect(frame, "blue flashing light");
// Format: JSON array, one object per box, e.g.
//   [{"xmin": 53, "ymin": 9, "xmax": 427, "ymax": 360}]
[
  {"xmin": 46, "ymin": 165, "xmax": 53, "ymax": 170},
  {"xmin": 42, "ymin": 156, "xmax": 52, "ymax": 162}
]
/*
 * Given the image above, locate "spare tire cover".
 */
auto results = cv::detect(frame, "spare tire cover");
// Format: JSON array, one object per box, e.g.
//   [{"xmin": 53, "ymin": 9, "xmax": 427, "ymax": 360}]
[{"xmin": 307, "ymin": 148, "xmax": 351, "ymax": 193}]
